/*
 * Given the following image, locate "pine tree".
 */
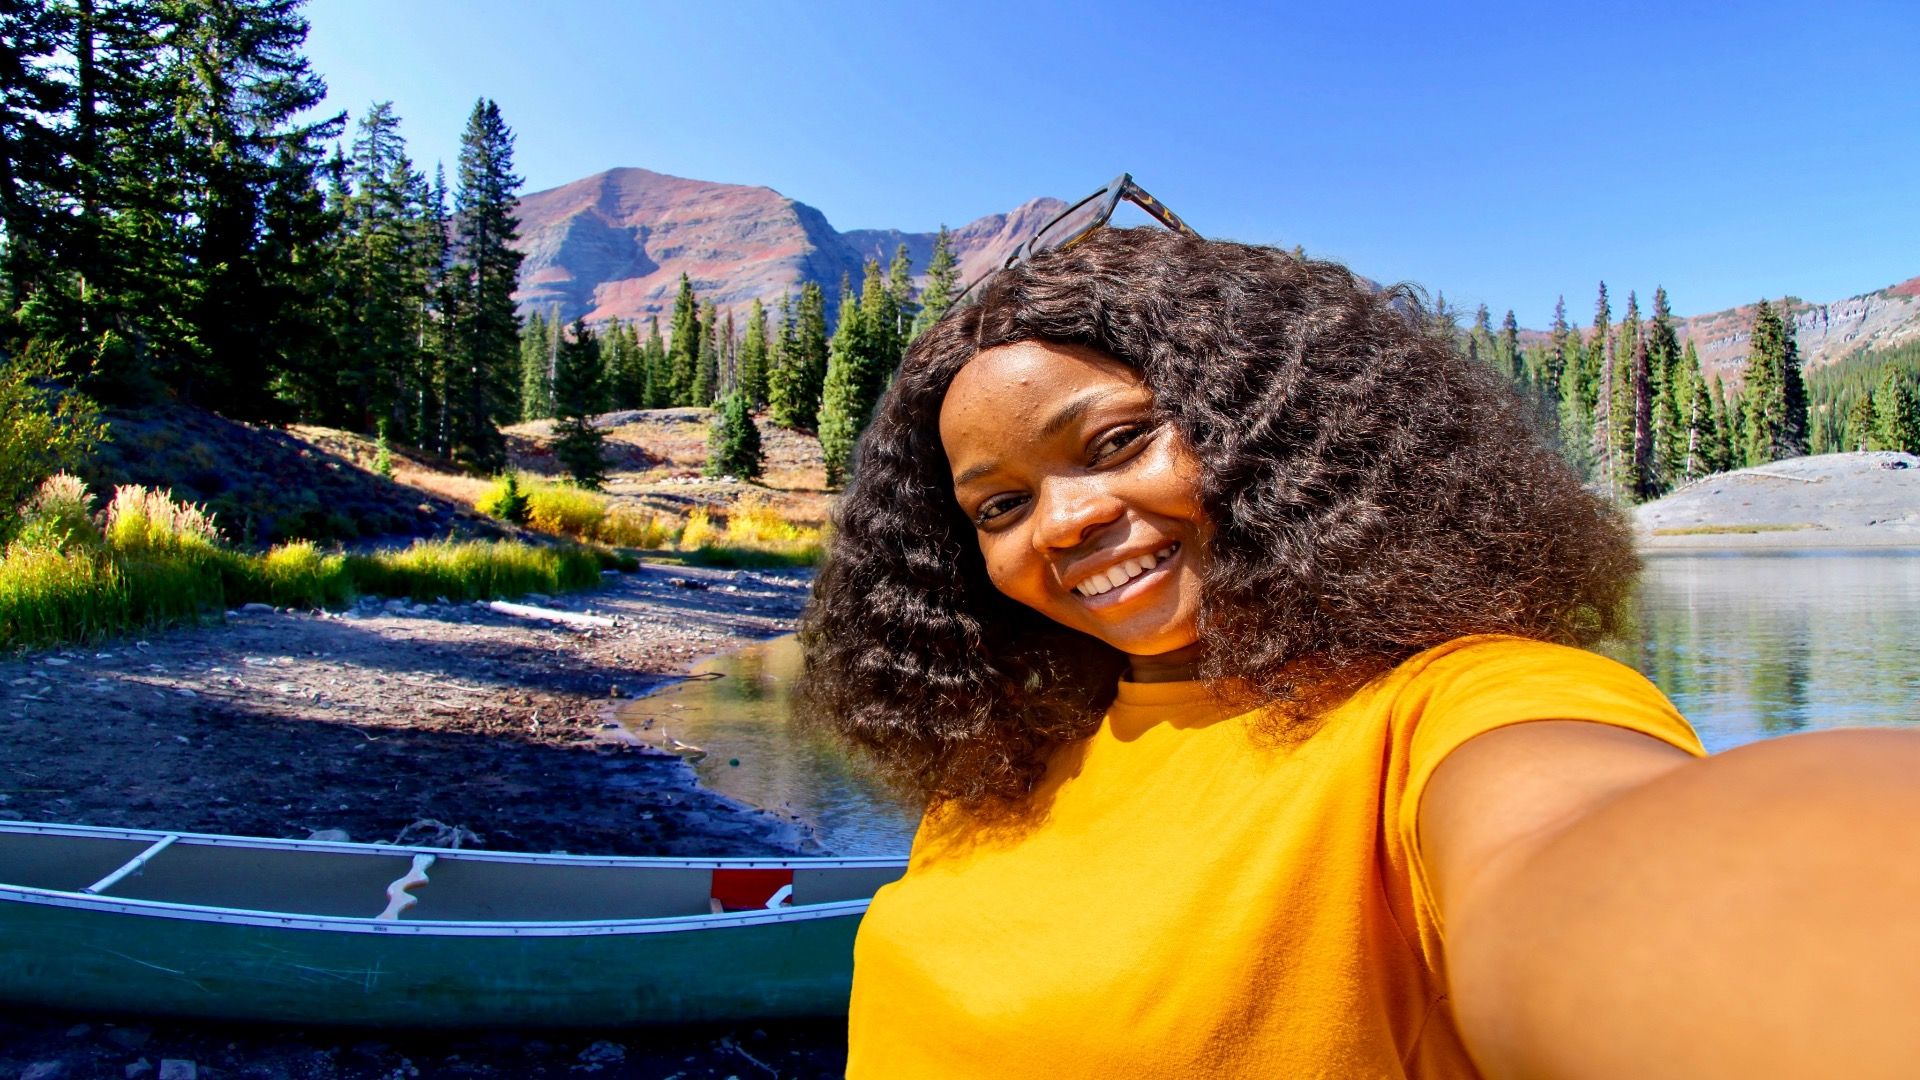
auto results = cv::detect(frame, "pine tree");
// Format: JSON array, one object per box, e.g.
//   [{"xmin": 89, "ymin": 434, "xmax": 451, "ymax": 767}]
[
  {"xmin": 1845, "ymin": 394, "xmax": 1878, "ymax": 451},
  {"xmin": 1677, "ymin": 341, "xmax": 1717, "ymax": 482},
  {"xmin": 666, "ymin": 274, "xmax": 700, "ymax": 406},
  {"xmin": 818, "ymin": 277, "xmax": 868, "ymax": 488},
  {"xmin": 769, "ymin": 283, "xmax": 828, "ymax": 430},
  {"xmin": 706, "ymin": 392, "xmax": 764, "ymax": 480},
  {"xmin": 737, "ymin": 298, "xmax": 770, "ymax": 407},
  {"xmin": 606, "ymin": 319, "xmax": 647, "ymax": 409},
  {"xmin": 1469, "ymin": 305, "xmax": 1495, "ymax": 375},
  {"xmin": 1557, "ymin": 335, "xmax": 1594, "ymax": 480},
  {"xmin": 1629, "ymin": 330, "xmax": 1655, "ymax": 501},
  {"xmin": 165, "ymin": 0, "xmax": 341, "ymax": 420},
  {"xmin": 1647, "ymin": 287, "xmax": 1683, "ymax": 491},
  {"xmin": 641, "ymin": 315, "xmax": 667, "ymax": 408},
  {"xmin": 693, "ymin": 299, "xmax": 721, "ymax": 405},
  {"xmin": 1780, "ymin": 309, "xmax": 1809, "ymax": 457},
  {"xmin": 910, "ymin": 226, "xmax": 959, "ymax": 338},
  {"xmin": 1498, "ymin": 310, "xmax": 1522, "ymax": 387},
  {"xmin": 817, "ymin": 261, "xmax": 904, "ymax": 487},
  {"xmin": 518, "ymin": 310, "xmax": 553, "ymax": 420},
  {"xmin": 1589, "ymin": 283, "xmax": 1615, "ymax": 494},
  {"xmin": 888, "ymin": 243, "xmax": 917, "ymax": 338},
  {"xmin": 550, "ymin": 318, "xmax": 606, "ymax": 488},
  {"xmin": 446, "ymin": 98, "xmax": 523, "ymax": 471},
  {"xmin": 1741, "ymin": 300, "xmax": 1801, "ymax": 466},
  {"xmin": 1870, "ymin": 370, "xmax": 1920, "ymax": 453}
]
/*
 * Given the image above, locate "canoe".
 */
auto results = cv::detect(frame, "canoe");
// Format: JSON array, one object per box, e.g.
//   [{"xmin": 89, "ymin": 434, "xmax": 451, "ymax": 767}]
[{"xmin": 0, "ymin": 819, "xmax": 905, "ymax": 1027}]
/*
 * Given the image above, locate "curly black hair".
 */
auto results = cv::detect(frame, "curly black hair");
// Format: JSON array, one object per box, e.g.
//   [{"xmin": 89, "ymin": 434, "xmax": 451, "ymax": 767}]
[{"xmin": 798, "ymin": 227, "xmax": 1638, "ymax": 809}]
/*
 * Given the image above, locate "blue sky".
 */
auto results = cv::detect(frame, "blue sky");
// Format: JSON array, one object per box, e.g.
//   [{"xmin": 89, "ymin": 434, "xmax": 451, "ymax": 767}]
[{"xmin": 304, "ymin": 0, "xmax": 1919, "ymax": 328}]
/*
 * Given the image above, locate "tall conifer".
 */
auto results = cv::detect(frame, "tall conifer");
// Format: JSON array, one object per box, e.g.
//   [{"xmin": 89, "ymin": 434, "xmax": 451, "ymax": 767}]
[
  {"xmin": 666, "ymin": 274, "xmax": 700, "ymax": 406},
  {"xmin": 550, "ymin": 318, "xmax": 606, "ymax": 487},
  {"xmin": 446, "ymin": 98, "xmax": 523, "ymax": 470},
  {"xmin": 910, "ymin": 226, "xmax": 959, "ymax": 338},
  {"xmin": 738, "ymin": 298, "xmax": 770, "ymax": 407}
]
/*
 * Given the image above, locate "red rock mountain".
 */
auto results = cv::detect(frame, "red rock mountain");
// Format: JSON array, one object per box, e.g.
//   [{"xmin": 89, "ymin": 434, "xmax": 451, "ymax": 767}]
[
  {"xmin": 511, "ymin": 167, "xmax": 1064, "ymax": 325},
  {"xmin": 514, "ymin": 168, "xmax": 1920, "ymax": 387}
]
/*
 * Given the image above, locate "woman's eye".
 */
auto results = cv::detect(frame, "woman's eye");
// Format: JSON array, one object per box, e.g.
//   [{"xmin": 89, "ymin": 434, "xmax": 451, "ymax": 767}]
[
  {"xmin": 974, "ymin": 495, "xmax": 1024, "ymax": 527},
  {"xmin": 1090, "ymin": 424, "xmax": 1151, "ymax": 463}
]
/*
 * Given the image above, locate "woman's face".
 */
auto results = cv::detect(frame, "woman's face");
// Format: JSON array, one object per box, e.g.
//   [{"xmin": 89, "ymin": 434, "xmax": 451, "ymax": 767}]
[{"xmin": 938, "ymin": 340, "xmax": 1209, "ymax": 680}]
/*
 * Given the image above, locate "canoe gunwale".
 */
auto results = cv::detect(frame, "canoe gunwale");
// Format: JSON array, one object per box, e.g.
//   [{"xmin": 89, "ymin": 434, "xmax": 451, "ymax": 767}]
[
  {"xmin": 0, "ymin": 883, "xmax": 876, "ymax": 937},
  {"xmin": 0, "ymin": 818, "xmax": 905, "ymax": 872}
]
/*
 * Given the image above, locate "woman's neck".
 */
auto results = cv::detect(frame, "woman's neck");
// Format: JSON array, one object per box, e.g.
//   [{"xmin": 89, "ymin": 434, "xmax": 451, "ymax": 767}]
[{"xmin": 1126, "ymin": 643, "xmax": 1206, "ymax": 683}]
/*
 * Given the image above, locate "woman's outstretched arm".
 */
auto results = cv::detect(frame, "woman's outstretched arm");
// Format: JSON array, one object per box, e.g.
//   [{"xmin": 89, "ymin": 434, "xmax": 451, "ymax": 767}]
[{"xmin": 1422, "ymin": 722, "xmax": 1920, "ymax": 1080}]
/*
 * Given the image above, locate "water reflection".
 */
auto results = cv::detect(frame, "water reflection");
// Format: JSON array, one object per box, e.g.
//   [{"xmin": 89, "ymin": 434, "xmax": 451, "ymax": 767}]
[
  {"xmin": 1605, "ymin": 550, "xmax": 1920, "ymax": 751},
  {"xmin": 629, "ymin": 551, "xmax": 1920, "ymax": 853},
  {"xmin": 616, "ymin": 636, "xmax": 917, "ymax": 856}
]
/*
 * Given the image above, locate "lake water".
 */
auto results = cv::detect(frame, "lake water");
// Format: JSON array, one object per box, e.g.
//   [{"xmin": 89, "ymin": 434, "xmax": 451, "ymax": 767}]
[{"xmin": 621, "ymin": 550, "xmax": 1920, "ymax": 856}]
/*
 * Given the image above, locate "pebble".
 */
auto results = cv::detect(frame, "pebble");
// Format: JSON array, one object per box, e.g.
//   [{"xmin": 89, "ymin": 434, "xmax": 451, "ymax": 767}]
[
  {"xmin": 579, "ymin": 1040, "xmax": 627, "ymax": 1063},
  {"xmin": 21, "ymin": 1062, "xmax": 67, "ymax": 1080},
  {"xmin": 240, "ymin": 603, "xmax": 274, "ymax": 613},
  {"xmin": 157, "ymin": 1060, "xmax": 197, "ymax": 1080},
  {"xmin": 126, "ymin": 1060, "xmax": 154, "ymax": 1079},
  {"xmin": 307, "ymin": 828, "xmax": 351, "ymax": 842}
]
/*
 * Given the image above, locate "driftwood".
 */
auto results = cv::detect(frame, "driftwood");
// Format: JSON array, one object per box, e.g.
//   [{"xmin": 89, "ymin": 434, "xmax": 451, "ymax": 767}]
[{"xmin": 484, "ymin": 600, "xmax": 618, "ymax": 629}]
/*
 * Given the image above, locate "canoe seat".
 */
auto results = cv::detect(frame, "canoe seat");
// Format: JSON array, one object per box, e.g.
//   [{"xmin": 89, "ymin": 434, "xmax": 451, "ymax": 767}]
[{"xmin": 709, "ymin": 868, "xmax": 794, "ymax": 913}]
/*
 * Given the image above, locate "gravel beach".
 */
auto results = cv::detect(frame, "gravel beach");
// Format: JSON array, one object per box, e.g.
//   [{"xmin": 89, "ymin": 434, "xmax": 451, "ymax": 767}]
[{"xmin": 0, "ymin": 561, "xmax": 851, "ymax": 1078}]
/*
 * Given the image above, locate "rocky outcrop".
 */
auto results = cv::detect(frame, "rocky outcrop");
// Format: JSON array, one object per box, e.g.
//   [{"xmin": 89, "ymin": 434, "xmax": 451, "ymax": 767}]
[
  {"xmin": 1675, "ymin": 277, "xmax": 1920, "ymax": 388},
  {"xmin": 512, "ymin": 167, "xmax": 1068, "ymax": 326}
]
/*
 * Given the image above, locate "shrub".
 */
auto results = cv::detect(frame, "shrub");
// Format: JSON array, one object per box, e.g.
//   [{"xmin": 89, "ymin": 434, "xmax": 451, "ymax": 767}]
[
  {"xmin": 674, "ymin": 497, "xmax": 825, "ymax": 568},
  {"xmin": 346, "ymin": 539, "xmax": 601, "ymax": 602},
  {"xmin": 13, "ymin": 473, "xmax": 101, "ymax": 553},
  {"xmin": 373, "ymin": 420, "xmax": 395, "ymax": 479},
  {"xmin": 525, "ymin": 482, "xmax": 606, "ymax": 539},
  {"xmin": 0, "ymin": 341, "xmax": 107, "ymax": 542},
  {"xmin": 102, "ymin": 485, "xmax": 222, "ymax": 555},
  {"xmin": 678, "ymin": 507, "xmax": 719, "ymax": 551},
  {"xmin": 475, "ymin": 471, "xmax": 531, "ymax": 523},
  {"xmin": 258, "ymin": 540, "xmax": 354, "ymax": 609},
  {"xmin": 0, "ymin": 546, "xmax": 125, "ymax": 648},
  {"xmin": 706, "ymin": 392, "xmax": 764, "ymax": 480},
  {"xmin": 596, "ymin": 505, "xmax": 680, "ymax": 549}
]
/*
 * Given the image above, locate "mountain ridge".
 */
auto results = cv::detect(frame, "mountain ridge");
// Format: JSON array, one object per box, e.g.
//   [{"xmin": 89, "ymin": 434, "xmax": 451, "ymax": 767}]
[{"xmin": 510, "ymin": 167, "xmax": 1919, "ymax": 383}]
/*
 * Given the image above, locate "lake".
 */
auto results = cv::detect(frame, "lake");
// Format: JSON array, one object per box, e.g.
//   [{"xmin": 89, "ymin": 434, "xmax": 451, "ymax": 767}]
[{"xmin": 620, "ymin": 550, "xmax": 1920, "ymax": 855}]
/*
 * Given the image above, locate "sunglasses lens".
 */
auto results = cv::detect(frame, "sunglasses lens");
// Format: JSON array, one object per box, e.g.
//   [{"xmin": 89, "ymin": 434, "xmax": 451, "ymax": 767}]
[{"xmin": 1028, "ymin": 192, "xmax": 1117, "ymax": 258}]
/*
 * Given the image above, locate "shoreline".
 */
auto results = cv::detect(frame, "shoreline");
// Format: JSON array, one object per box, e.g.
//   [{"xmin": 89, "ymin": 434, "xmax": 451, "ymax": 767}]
[{"xmin": 0, "ymin": 561, "xmax": 851, "ymax": 1079}]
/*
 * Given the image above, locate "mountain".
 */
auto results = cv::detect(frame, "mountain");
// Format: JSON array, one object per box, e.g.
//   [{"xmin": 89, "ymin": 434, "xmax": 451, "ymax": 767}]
[
  {"xmin": 511, "ymin": 167, "xmax": 1064, "ymax": 325},
  {"xmin": 1677, "ymin": 276, "xmax": 1920, "ymax": 386},
  {"xmin": 513, "ymin": 168, "xmax": 1920, "ymax": 384}
]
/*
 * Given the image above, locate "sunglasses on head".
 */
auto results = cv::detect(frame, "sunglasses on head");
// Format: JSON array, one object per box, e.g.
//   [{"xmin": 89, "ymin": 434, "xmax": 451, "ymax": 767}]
[{"xmin": 951, "ymin": 173, "xmax": 1198, "ymax": 309}]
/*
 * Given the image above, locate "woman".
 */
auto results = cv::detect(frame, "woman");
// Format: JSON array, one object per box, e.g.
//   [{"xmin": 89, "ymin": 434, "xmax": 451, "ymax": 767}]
[{"xmin": 800, "ymin": 228, "xmax": 1920, "ymax": 1078}]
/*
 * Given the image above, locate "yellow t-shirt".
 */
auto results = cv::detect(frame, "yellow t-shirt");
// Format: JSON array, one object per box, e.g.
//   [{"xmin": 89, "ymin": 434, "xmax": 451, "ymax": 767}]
[{"xmin": 847, "ymin": 635, "xmax": 1706, "ymax": 1079}]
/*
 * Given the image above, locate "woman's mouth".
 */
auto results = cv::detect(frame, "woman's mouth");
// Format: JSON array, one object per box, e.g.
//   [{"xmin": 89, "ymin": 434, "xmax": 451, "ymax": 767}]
[{"xmin": 1073, "ymin": 543, "xmax": 1179, "ymax": 599}]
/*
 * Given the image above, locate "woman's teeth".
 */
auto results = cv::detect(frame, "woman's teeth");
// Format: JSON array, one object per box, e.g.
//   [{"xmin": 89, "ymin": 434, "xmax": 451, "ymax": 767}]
[{"xmin": 1074, "ymin": 544, "xmax": 1178, "ymax": 598}]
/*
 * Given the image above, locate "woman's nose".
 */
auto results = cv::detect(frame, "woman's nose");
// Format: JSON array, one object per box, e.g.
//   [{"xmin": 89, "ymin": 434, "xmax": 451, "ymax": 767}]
[{"xmin": 1030, "ymin": 477, "xmax": 1124, "ymax": 552}]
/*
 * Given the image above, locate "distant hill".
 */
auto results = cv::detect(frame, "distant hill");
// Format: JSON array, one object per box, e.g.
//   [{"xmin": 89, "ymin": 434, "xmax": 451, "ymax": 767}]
[
  {"xmin": 512, "ymin": 167, "xmax": 1920, "ymax": 385},
  {"xmin": 1677, "ymin": 276, "xmax": 1920, "ymax": 388},
  {"xmin": 511, "ymin": 166, "xmax": 1063, "ymax": 325}
]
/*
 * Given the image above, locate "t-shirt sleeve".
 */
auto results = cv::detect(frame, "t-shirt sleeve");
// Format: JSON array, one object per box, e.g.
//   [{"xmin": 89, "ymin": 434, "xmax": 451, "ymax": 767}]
[{"xmin": 1388, "ymin": 635, "xmax": 1707, "ymax": 968}]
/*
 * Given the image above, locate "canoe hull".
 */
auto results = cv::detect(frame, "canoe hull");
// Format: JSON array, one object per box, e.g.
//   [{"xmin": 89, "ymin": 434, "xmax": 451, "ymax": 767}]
[{"xmin": 1, "ymin": 886, "xmax": 866, "ymax": 1027}]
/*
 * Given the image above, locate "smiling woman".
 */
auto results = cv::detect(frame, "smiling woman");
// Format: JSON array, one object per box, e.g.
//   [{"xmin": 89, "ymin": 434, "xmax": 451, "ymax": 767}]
[
  {"xmin": 797, "ymin": 229, "xmax": 1920, "ymax": 1079},
  {"xmin": 938, "ymin": 341, "xmax": 1208, "ymax": 678}
]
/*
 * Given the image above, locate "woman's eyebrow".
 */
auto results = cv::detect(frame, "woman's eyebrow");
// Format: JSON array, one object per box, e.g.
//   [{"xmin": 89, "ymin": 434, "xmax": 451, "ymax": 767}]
[{"xmin": 952, "ymin": 387, "xmax": 1141, "ymax": 489}]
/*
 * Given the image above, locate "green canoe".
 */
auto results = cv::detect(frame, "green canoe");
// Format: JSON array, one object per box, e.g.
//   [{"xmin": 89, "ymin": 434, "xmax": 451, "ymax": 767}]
[{"xmin": 0, "ymin": 819, "xmax": 905, "ymax": 1027}]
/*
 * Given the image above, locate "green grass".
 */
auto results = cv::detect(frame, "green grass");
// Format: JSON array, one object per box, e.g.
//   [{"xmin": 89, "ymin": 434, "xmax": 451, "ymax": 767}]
[{"xmin": 0, "ymin": 476, "xmax": 616, "ymax": 650}]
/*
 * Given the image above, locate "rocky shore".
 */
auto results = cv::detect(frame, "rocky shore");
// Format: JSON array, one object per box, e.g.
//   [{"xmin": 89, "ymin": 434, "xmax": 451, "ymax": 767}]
[
  {"xmin": 0, "ymin": 561, "xmax": 848, "ymax": 1078},
  {"xmin": 1635, "ymin": 451, "xmax": 1920, "ymax": 552}
]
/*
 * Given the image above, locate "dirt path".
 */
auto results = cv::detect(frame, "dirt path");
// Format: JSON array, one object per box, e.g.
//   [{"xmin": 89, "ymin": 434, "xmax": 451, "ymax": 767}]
[{"xmin": 0, "ymin": 562, "xmax": 851, "ymax": 1078}]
